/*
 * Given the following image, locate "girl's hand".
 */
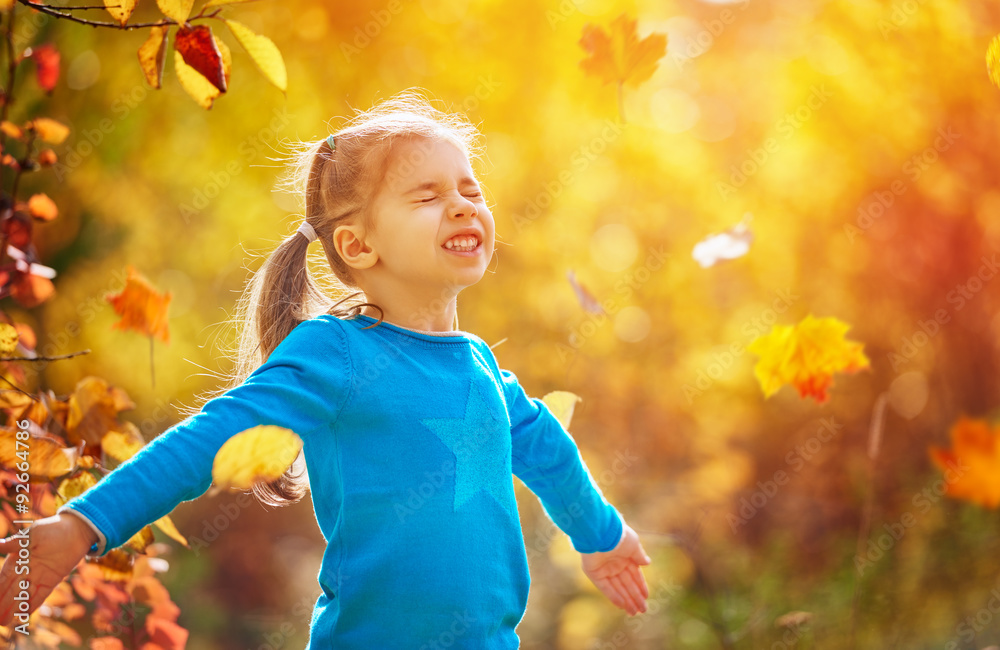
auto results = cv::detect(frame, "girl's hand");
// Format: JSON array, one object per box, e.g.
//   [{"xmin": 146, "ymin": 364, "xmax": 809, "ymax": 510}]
[
  {"xmin": 0, "ymin": 513, "xmax": 97, "ymax": 629},
  {"xmin": 580, "ymin": 521, "xmax": 652, "ymax": 616}
]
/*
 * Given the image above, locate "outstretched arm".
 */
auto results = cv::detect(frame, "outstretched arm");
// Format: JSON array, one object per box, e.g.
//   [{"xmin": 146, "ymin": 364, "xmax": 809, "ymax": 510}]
[
  {"xmin": 57, "ymin": 316, "xmax": 350, "ymax": 557},
  {"xmin": 497, "ymin": 367, "xmax": 651, "ymax": 615},
  {"xmin": 0, "ymin": 316, "xmax": 350, "ymax": 628}
]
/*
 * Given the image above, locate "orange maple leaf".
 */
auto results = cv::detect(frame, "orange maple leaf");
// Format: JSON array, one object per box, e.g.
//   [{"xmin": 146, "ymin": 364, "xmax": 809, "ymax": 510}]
[
  {"xmin": 579, "ymin": 13, "xmax": 666, "ymax": 90},
  {"xmin": 930, "ymin": 416, "xmax": 1000, "ymax": 508},
  {"xmin": 105, "ymin": 265, "xmax": 171, "ymax": 343},
  {"xmin": 746, "ymin": 313, "xmax": 870, "ymax": 403}
]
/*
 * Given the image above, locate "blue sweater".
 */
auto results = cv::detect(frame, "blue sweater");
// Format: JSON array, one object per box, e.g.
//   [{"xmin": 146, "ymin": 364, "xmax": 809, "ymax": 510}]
[{"xmin": 58, "ymin": 312, "xmax": 624, "ymax": 648}]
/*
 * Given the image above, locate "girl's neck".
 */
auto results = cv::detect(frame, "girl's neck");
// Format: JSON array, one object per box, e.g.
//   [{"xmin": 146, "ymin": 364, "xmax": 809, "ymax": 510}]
[{"xmin": 360, "ymin": 304, "xmax": 458, "ymax": 333}]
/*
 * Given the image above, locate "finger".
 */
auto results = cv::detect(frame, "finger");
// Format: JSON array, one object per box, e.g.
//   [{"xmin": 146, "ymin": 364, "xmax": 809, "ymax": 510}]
[
  {"xmin": 594, "ymin": 577, "xmax": 627, "ymax": 612},
  {"xmin": 0, "ymin": 553, "xmax": 17, "ymax": 628},
  {"xmin": 0, "ymin": 537, "xmax": 18, "ymax": 557},
  {"xmin": 634, "ymin": 542, "xmax": 652, "ymax": 565},
  {"xmin": 635, "ymin": 561, "xmax": 649, "ymax": 599},
  {"xmin": 618, "ymin": 567, "xmax": 648, "ymax": 613},
  {"xmin": 609, "ymin": 574, "xmax": 639, "ymax": 615}
]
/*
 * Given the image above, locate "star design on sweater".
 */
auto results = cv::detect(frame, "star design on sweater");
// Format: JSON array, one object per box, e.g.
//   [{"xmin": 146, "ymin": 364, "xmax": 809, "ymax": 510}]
[{"xmin": 420, "ymin": 380, "xmax": 515, "ymax": 519}]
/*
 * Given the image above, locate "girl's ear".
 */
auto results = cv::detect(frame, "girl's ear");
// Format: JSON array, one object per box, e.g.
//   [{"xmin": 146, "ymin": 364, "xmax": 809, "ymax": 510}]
[{"xmin": 333, "ymin": 224, "xmax": 377, "ymax": 269}]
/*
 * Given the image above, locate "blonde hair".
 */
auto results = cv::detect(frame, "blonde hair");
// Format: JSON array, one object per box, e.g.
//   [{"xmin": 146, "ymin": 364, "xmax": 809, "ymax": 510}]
[{"xmin": 182, "ymin": 88, "xmax": 486, "ymax": 506}]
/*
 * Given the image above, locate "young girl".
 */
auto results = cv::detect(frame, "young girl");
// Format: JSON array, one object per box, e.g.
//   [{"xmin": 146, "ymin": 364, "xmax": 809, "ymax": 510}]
[{"xmin": 0, "ymin": 89, "xmax": 651, "ymax": 647}]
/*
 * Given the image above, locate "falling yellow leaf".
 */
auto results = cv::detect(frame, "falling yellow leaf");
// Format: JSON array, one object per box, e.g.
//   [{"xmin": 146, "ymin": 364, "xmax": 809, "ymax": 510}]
[
  {"xmin": 930, "ymin": 416, "xmax": 1000, "ymax": 508},
  {"xmin": 542, "ymin": 391, "xmax": 582, "ymax": 431},
  {"xmin": 212, "ymin": 425, "xmax": 303, "ymax": 490},
  {"xmin": 224, "ymin": 19, "xmax": 287, "ymax": 92},
  {"xmin": 0, "ymin": 322, "xmax": 17, "ymax": 354},
  {"xmin": 746, "ymin": 313, "xmax": 870, "ymax": 403}
]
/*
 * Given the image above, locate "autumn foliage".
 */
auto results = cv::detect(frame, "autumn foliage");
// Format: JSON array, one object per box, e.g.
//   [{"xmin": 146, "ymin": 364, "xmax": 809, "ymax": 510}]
[{"xmin": 0, "ymin": 0, "xmax": 994, "ymax": 646}]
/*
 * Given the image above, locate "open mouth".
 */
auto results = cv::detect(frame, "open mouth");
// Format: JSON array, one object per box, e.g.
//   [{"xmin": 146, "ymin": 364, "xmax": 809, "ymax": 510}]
[{"xmin": 443, "ymin": 235, "xmax": 481, "ymax": 253}]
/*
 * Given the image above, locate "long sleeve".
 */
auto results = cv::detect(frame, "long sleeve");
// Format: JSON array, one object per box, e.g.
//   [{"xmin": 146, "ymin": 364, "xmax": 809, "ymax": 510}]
[
  {"xmin": 500, "ymin": 368, "xmax": 624, "ymax": 554},
  {"xmin": 57, "ymin": 316, "xmax": 351, "ymax": 557}
]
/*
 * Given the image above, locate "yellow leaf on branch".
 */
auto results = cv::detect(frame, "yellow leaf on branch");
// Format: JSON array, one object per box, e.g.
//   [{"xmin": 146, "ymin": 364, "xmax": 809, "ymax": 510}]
[{"xmin": 225, "ymin": 19, "xmax": 287, "ymax": 92}]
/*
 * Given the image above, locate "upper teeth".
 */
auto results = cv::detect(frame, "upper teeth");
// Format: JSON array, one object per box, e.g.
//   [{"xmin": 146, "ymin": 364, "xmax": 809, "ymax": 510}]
[{"xmin": 445, "ymin": 236, "xmax": 478, "ymax": 250}]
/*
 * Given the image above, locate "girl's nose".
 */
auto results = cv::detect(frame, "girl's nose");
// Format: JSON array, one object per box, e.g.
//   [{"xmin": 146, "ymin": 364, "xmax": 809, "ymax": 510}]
[{"xmin": 448, "ymin": 196, "xmax": 477, "ymax": 220}]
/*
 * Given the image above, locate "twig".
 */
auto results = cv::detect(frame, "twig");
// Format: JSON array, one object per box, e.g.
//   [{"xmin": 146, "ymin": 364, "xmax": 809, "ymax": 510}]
[
  {"xmin": 0, "ymin": 372, "xmax": 35, "ymax": 401},
  {"xmin": 849, "ymin": 390, "xmax": 889, "ymax": 647},
  {"xmin": 0, "ymin": 349, "xmax": 90, "ymax": 361}
]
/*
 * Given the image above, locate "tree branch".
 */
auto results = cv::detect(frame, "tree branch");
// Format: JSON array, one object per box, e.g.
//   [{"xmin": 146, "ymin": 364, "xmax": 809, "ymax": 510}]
[
  {"xmin": 0, "ymin": 349, "xmax": 91, "ymax": 361},
  {"xmin": 15, "ymin": 0, "xmax": 224, "ymax": 30}
]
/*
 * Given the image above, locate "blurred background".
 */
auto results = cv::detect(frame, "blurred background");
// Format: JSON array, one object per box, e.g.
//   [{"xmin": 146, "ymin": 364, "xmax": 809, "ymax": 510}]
[{"xmin": 12, "ymin": 0, "xmax": 1000, "ymax": 646}]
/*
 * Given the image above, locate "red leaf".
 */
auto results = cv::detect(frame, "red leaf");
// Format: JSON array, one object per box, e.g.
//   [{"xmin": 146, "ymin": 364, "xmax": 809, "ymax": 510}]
[
  {"xmin": 31, "ymin": 43, "xmax": 60, "ymax": 93},
  {"xmin": 174, "ymin": 25, "xmax": 227, "ymax": 93}
]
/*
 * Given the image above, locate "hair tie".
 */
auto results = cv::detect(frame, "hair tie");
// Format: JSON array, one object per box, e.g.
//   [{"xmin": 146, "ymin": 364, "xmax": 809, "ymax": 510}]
[
  {"xmin": 326, "ymin": 134, "xmax": 336, "ymax": 151},
  {"xmin": 297, "ymin": 220, "xmax": 317, "ymax": 243}
]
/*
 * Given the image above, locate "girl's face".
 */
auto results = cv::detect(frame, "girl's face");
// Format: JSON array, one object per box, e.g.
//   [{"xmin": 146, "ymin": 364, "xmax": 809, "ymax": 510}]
[{"xmin": 366, "ymin": 137, "xmax": 494, "ymax": 296}]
